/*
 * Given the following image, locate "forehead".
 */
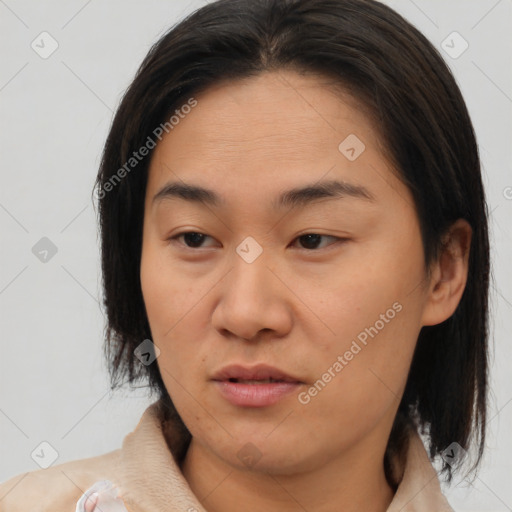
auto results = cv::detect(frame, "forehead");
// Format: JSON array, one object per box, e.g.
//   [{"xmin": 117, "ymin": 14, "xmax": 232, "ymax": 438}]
[
  {"xmin": 145, "ymin": 70, "xmax": 406, "ymax": 211},
  {"xmin": 155, "ymin": 71, "xmax": 377, "ymax": 155}
]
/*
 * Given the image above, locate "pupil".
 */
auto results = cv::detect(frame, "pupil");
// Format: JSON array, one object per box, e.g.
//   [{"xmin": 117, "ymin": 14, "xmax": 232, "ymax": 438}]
[
  {"xmin": 184, "ymin": 232, "xmax": 204, "ymax": 247},
  {"xmin": 300, "ymin": 234, "xmax": 320, "ymax": 249}
]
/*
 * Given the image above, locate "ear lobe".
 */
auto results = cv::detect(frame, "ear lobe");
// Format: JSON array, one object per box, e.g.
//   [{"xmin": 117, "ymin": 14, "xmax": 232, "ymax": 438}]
[{"xmin": 421, "ymin": 219, "xmax": 472, "ymax": 327}]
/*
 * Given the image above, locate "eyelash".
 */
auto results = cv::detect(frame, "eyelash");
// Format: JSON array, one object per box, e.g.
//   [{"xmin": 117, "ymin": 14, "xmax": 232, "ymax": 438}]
[{"xmin": 168, "ymin": 231, "xmax": 346, "ymax": 252}]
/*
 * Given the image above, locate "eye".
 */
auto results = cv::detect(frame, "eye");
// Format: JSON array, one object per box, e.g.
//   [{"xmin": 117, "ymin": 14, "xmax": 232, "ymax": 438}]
[
  {"xmin": 168, "ymin": 231, "xmax": 346, "ymax": 251},
  {"xmin": 291, "ymin": 233, "xmax": 345, "ymax": 251},
  {"xmin": 168, "ymin": 231, "xmax": 218, "ymax": 249}
]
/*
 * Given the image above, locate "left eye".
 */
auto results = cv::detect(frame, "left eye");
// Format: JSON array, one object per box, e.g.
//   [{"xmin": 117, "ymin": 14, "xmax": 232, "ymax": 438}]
[
  {"xmin": 291, "ymin": 233, "xmax": 341, "ymax": 250},
  {"xmin": 169, "ymin": 232, "xmax": 343, "ymax": 251}
]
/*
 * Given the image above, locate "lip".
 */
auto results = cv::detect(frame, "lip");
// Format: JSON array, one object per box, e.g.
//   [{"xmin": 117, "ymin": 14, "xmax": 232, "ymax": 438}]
[
  {"xmin": 211, "ymin": 364, "xmax": 304, "ymax": 408},
  {"xmin": 212, "ymin": 364, "xmax": 303, "ymax": 383}
]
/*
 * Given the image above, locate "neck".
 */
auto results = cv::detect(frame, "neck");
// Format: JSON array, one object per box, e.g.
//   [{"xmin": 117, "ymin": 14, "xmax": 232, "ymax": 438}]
[{"xmin": 180, "ymin": 431, "xmax": 396, "ymax": 512}]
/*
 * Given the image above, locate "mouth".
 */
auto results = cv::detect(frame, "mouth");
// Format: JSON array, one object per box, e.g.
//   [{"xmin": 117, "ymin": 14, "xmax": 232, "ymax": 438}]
[
  {"xmin": 211, "ymin": 364, "xmax": 304, "ymax": 407},
  {"xmin": 226, "ymin": 377, "xmax": 291, "ymax": 384},
  {"xmin": 212, "ymin": 364, "xmax": 303, "ymax": 383}
]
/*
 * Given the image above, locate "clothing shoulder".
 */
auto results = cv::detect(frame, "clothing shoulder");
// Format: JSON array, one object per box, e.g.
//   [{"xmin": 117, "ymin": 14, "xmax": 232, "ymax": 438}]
[{"xmin": 0, "ymin": 448, "xmax": 121, "ymax": 512}]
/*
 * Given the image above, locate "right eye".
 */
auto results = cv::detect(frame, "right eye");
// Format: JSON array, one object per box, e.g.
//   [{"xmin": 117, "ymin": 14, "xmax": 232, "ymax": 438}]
[{"xmin": 168, "ymin": 231, "xmax": 218, "ymax": 249}]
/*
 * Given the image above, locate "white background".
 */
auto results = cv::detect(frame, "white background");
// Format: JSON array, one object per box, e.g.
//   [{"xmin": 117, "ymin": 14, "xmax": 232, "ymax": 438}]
[{"xmin": 0, "ymin": 0, "xmax": 511, "ymax": 510}]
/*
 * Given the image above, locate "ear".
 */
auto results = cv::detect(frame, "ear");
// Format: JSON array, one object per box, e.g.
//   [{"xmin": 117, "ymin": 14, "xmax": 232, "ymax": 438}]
[{"xmin": 421, "ymin": 219, "xmax": 472, "ymax": 327}]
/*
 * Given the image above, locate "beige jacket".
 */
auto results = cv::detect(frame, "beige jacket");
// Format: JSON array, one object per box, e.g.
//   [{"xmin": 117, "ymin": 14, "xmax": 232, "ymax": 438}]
[{"xmin": 0, "ymin": 400, "xmax": 454, "ymax": 511}]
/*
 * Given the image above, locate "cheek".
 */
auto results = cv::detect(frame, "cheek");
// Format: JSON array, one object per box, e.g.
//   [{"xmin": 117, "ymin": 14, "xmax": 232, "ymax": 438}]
[
  {"xmin": 296, "ymin": 308, "xmax": 418, "ymax": 450},
  {"xmin": 292, "ymin": 233, "xmax": 425, "ymax": 429},
  {"xmin": 140, "ymin": 241, "xmax": 214, "ymax": 395},
  {"xmin": 287, "ymin": 241, "xmax": 424, "ymax": 358},
  {"xmin": 141, "ymin": 240, "xmax": 196, "ymax": 336}
]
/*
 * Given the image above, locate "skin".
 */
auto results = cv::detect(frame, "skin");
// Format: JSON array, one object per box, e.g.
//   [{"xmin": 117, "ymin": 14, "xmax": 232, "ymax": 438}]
[{"xmin": 140, "ymin": 69, "xmax": 471, "ymax": 512}]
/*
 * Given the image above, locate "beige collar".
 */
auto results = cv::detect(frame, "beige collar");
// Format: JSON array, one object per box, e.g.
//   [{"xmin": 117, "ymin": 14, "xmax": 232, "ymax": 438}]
[{"xmin": 117, "ymin": 400, "xmax": 453, "ymax": 512}]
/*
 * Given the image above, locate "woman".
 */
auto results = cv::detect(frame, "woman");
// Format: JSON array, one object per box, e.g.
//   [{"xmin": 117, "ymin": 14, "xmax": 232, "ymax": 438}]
[{"xmin": 0, "ymin": 0, "xmax": 490, "ymax": 510}]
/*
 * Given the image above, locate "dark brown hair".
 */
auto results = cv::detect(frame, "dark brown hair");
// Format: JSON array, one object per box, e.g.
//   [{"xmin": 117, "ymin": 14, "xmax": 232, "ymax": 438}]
[{"xmin": 93, "ymin": 0, "xmax": 490, "ymax": 484}]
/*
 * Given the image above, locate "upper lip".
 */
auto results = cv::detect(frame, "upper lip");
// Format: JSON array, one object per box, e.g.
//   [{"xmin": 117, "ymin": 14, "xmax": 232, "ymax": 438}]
[{"xmin": 212, "ymin": 364, "xmax": 303, "ymax": 383}]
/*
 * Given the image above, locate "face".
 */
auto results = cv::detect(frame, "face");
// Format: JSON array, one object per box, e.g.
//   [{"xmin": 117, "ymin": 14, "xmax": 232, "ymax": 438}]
[{"xmin": 140, "ymin": 70, "xmax": 432, "ymax": 475}]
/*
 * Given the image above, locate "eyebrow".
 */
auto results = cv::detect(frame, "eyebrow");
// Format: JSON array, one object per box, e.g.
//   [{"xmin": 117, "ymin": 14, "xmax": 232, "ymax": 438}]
[{"xmin": 152, "ymin": 179, "xmax": 376, "ymax": 210}]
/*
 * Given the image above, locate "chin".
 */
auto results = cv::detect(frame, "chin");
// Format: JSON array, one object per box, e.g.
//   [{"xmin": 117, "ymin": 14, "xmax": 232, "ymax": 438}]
[{"xmin": 209, "ymin": 431, "xmax": 329, "ymax": 476}]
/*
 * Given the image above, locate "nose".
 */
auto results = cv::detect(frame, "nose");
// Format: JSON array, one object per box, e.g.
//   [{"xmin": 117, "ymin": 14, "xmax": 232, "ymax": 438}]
[{"xmin": 211, "ymin": 248, "xmax": 293, "ymax": 342}]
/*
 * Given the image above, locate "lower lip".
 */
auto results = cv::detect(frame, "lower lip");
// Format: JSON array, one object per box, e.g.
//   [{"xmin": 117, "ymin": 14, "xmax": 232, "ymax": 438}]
[{"xmin": 213, "ymin": 381, "xmax": 302, "ymax": 407}]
